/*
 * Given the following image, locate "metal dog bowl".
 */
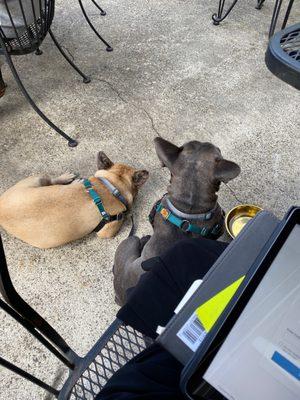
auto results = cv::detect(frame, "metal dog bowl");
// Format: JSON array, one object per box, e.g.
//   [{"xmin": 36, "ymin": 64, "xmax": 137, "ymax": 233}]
[{"xmin": 225, "ymin": 204, "xmax": 262, "ymax": 239}]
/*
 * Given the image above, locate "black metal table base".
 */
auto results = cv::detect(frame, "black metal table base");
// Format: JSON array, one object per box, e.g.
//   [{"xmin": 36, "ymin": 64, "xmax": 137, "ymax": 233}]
[{"xmin": 212, "ymin": 0, "xmax": 265, "ymax": 25}]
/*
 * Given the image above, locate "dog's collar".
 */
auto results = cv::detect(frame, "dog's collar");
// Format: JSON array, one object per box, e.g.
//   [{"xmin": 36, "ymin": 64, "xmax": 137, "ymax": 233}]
[
  {"xmin": 149, "ymin": 196, "xmax": 223, "ymax": 238},
  {"xmin": 98, "ymin": 177, "xmax": 129, "ymax": 209},
  {"xmin": 83, "ymin": 178, "xmax": 128, "ymax": 232},
  {"xmin": 165, "ymin": 197, "xmax": 218, "ymax": 221}
]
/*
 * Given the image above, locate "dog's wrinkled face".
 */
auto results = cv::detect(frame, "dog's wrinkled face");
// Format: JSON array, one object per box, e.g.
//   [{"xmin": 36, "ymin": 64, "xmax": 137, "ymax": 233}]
[
  {"xmin": 96, "ymin": 151, "xmax": 149, "ymax": 195},
  {"xmin": 154, "ymin": 137, "xmax": 240, "ymax": 192}
]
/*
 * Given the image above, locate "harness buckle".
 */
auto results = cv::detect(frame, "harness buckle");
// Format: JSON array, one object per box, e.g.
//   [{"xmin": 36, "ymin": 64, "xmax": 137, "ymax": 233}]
[
  {"xmin": 180, "ymin": 220, "xmax": 191, "ymax": 232},
  {"xmin": 101, "ymin": 212, "xmax": 110, "ymax": 221}
]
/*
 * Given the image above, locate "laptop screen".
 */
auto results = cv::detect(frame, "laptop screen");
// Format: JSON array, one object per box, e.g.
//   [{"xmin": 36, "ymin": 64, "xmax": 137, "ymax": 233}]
[{"xmin": 203, "ymin": 224, "xmax": 300, "ymax": 400}]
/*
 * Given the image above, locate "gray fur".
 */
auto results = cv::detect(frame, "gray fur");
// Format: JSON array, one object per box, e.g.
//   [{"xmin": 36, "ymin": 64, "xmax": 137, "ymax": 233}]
[{"xmin": 113, "ymin": 138, "xmax": 240, "ymax": 305}]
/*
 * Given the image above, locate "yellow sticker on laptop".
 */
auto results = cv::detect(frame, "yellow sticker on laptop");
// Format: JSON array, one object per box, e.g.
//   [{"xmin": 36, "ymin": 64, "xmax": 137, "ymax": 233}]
[{"xmin": 196, "ymin": 276, "xmax": 245, "ymax": 332}]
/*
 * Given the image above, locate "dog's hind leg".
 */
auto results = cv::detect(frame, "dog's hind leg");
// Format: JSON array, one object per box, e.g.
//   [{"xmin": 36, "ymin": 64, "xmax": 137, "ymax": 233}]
[
  {"xmin": 97, "ymin": 220, "xmax": 123, "ymax": 239},
  {"xmin": 113, "ymin": 236, "xmax": 144, "ymax": 306},
  {"xmin": 13, "ymin": 173, "xmax": 77, "ymax": 189}
]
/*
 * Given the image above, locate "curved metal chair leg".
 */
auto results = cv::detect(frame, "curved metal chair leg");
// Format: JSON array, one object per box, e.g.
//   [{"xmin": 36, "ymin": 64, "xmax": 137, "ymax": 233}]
[
  {"xmin": 78, "ymin": 0, "xmax": 113, "ymax": 51},
  {"xmin": 35, "ymin": 48, "xmax": 43, "ymax": 55},
  {"xmin": 269, "ymin": 0, "xmax": 283, "ymax": 38},
  {"xmin": 49, "ymin": 29, "xmax": 91, "ymax": 84},
  {"xmin": 212, "ymin": 0, "xmax": 240, "ymax": 25},
  {"xmin": 91, "ymin": 0, "xmax": 106, "ymax": 16},
  {"xmin": 268, "ymin": 0, "xmax": 294, "ymax": 38},
  {"xmin": 0, "ymin": 41, "xmax": 78, "ymax": 147},
  {"xmin": 255, "ymin": 0, "xmax": 266, "ymax": 10}
]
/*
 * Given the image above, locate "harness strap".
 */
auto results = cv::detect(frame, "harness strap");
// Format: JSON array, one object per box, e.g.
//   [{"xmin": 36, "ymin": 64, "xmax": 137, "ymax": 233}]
[
  {"xmin": 93, "ymin": 213, "xmax": 124, "ymax": 233},
  {"xmin": 83, "ymin": 179, "xmax": 110, "ymax": 221},
  {"xmin": 156, "ymin": 202, "xmax": 223, "ymax": 239},
  {"xmin": 83, "ymin": 178, "xmax": 128, "ymax": 233},
  {"xmin": 98, "ymin": 177, "xmax": 129, "ymax": 208}
]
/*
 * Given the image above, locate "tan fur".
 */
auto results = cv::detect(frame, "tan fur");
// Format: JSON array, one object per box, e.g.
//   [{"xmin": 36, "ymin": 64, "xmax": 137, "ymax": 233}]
[{"xmin": 0, "ymin": 163, "xmax": 146, "ymax": 249}]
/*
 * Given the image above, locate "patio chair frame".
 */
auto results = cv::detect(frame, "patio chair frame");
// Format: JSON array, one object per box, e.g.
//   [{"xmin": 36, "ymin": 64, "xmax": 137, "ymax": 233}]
[
  {"xmin": 212, "ymin": 0, "xmax": 265, "ymax": 25},
  {"xmin": 0, "ymin": 235, "xmax": 149, "ymax": 399},
  {"xmin": 265, "ymin": 0, "xmax": 299, "ymax": 90},
  {"xmin": 78, "ymin": 0, "xmax": 113, "ymax": 52},
  {"xmin": 0, "ymin": 0, "xmax": 97, "ymax": 147},
  {"xmin": 268, "ymin": 0, "xmax": 295, "ymax": 38}
]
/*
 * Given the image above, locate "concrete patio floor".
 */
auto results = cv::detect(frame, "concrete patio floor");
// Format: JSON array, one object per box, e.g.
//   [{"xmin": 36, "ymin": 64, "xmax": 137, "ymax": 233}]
[{"xmin": 0, "ymin": 0, "xmax": 299, "ymax": 398}]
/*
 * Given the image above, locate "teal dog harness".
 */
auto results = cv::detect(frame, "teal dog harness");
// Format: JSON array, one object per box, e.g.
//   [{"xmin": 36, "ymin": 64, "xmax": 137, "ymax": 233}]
[
  {"xmin": 149, "ymin": 196, "xmax": 223, "ymax": 239},
  {"xmin": 83, "ymin": 177, "xmax": 128, "ymax": 232}
]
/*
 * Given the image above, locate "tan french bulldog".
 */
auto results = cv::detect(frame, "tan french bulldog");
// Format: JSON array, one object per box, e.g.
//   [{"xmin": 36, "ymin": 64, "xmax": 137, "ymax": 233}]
[{"xmin": 0, "ymin": 152, "xmax": 149, "ymax": 249}]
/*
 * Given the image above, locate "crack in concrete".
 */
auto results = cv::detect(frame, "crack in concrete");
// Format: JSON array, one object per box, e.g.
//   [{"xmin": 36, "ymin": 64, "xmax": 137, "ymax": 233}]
[
  {"xmin": 224, "ymin": 183, "xmax": 244, "ymax": 204},
  {"xmin": 93, "ymin": 77, "xmax": 163, "ymax": 138},
  {"xmin": 94, "ymin": 77, "xmax": 128, "ymax": 103},
  {"xmin": 135, "ymin": 105, "xmax": 162, "ymax": 138},
  {"xmin": 53, "ymin": 44, "xmax": 163, "ymax": 139},
  {"xmin": 60, "ymin": 45, "xmax": 76, "ymax": 63}
]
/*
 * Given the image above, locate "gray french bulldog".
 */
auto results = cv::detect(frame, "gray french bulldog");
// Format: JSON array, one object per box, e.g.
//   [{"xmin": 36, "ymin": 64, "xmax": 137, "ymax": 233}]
[{"xmin": 114, "ymin": 137, "xmax": 241, "ymax": 305}]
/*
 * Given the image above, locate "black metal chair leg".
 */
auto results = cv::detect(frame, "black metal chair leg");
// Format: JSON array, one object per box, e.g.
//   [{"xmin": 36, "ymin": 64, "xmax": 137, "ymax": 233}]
[
  {"xmin": 212, "ymin": 0, "xmax": 240, "ymax": 25},
  {"xmin": 49, "ymin": 29, "xmax": 91, "ymax": 84},
  {"xmin": 255, "ymin": 0, "xmax": 266, "ymax": 10},
  {"xmin": 91, "ymin": 0, "xmax": 106, "ymax": 16},
  {"xmin": 35, "ymin": 48, "xmax": 43, "ymax": 55},
  {"xmin": 269, "ymin": 0, "xmax": 284, "ymax": 38},
  {"xmin": 0, "ymin": 356, "xmax": 59, "ymax": 397},
  {"xmin": 78, "ymin": 0, "xmax": 113, "ymax": 52},
  {"xmin": 0, "ymin": 41, "xmax": 78, "ymax": 147}
]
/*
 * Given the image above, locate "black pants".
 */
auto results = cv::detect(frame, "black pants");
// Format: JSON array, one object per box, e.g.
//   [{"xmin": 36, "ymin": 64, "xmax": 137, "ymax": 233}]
[{"xmin": 98, "ymin": 238, "xmax": 228, "ymax": 400}]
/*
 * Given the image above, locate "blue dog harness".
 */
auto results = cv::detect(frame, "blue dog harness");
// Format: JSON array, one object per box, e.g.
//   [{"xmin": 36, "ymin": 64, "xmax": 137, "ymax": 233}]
[
  {"xmin": 83, "ymin": 177, "xmax": 128, "ymax": 232},
  {"xmin": 149, "ymin": 196, "xmax": 223, "ymax": 239}
]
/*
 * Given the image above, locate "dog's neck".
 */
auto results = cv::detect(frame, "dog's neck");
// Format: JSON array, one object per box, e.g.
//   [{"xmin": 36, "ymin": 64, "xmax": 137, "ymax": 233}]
[
  {"xmin": 167, "ymin": 177, "xmax": 220, "ymax": 214},
  {"xmin": 93, "ymin": 170, "xmax": 134, "ymax": 207}
]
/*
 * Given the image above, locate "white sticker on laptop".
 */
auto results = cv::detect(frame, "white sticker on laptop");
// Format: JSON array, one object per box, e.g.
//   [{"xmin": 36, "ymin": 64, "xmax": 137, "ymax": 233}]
[{"xmin": 177, "ymin": 312, "xmax": 207, "ymax": 352}]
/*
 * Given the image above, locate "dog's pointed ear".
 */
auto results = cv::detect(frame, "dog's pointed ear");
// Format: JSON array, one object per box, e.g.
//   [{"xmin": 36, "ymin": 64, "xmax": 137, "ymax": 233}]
[
  {"xmin": 97, "ymin": 152, "xmax": 114, "ymax": 170},
  {"xmin": 214, "ymin": 159, "xmax": 241, "ymax": 183},
  {"xmin": 154, "ymin": 137, "xmax": 181, "ymax": 168},
  {"xmin": 133, "ymin": 170, "xmax": 149, "ymax": 188}
]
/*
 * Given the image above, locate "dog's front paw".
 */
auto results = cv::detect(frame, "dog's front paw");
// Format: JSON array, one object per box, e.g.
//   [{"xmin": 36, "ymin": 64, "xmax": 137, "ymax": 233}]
[
  {"xmin": 140, "ymin": 235, "xmax": 151, "ymax": 251},
  {"xmin": 54, "ymin": 172, "xmax": 78, "ymax": 185}
]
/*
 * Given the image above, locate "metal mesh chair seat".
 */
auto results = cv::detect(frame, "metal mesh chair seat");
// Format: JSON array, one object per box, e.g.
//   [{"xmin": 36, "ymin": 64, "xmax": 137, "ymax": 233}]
[
  {"xmin": 265, "ymin": 0, "xmax": 299, "ymax": 90},
  {"xmin": 266, "ymin": 23, "xmax": 300, "ymax": 90},
  {"xmin": 1, "ymin": 22, "xmax": 46, "ymax": 54},
  {"xmin": 0, "ymin": 236, "xmax": 151, "ymax": 399},
  {"xmin": 281, "ymin": 24, "xmax": 300, "ymax": 61},
  {"xmin": 0, "ymin": 0, "xmax": 54, "ymax": 54},
  {"xmin": 60, "ymin": 321, "xmax": 149, "ymax": 399}
]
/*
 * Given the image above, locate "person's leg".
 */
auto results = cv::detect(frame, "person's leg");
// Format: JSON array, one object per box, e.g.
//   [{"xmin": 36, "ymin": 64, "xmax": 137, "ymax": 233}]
[
  {"xmin": 118, "ymin": 238, "xmax": 228, "ymax": 338},
  {"xmin": 97, "ymin": 343, "xmax": 184, "ymax": 400},
  {"xmin": 99, "ymin": 239, "xmax": 228, "ymax": 400}
]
